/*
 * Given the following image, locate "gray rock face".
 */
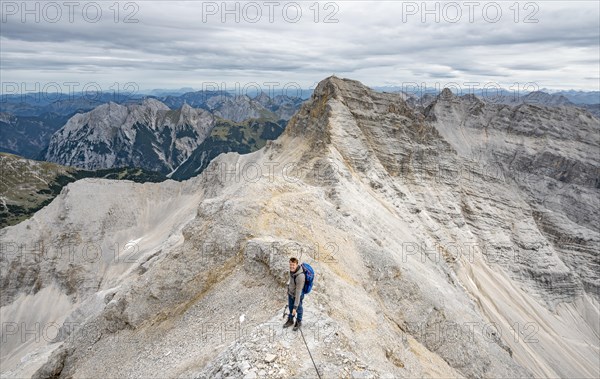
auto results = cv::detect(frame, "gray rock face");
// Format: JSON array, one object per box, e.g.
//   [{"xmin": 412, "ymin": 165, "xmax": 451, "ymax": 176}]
[
  {"xmin": 203, "ymin": 94, "xmax": 289, "ymax": 123},
  {"xmin": 1, "ymin": 76, "xmax": 598, "ymax": 379},
  {"xmin": 425, "ymin": 89, "xmax": 599, "ymax": 306},
  {"xmin": 44, "ymin": 99, "xmax": 215, "ymax": 174}
]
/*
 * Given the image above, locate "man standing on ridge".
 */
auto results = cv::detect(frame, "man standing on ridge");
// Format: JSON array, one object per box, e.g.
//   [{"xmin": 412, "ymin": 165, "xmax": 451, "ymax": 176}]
[{"xmin": 284, "ymin": 257, "xmax": 305, "ymax": 331}]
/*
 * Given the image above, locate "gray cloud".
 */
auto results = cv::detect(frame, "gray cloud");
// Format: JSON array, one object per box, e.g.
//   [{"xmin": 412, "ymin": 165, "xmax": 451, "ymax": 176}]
[{"xmin": 1, "ymin": 0, "xmax": 598, "ymax": 91}]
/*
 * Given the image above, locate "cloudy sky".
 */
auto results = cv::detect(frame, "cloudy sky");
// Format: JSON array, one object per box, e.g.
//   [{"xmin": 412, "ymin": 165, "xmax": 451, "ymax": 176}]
[{"xmin": 1, "ymin": 0, "xmax": 599, "ymax": 94}]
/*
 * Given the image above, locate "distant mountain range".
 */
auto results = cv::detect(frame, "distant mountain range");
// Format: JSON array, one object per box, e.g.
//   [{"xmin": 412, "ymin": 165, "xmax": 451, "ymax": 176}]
[
  {"xmin": 42, "ymin": 96, "xmax": 291, "ymax": 177},
  {"xmin": 0, "ymin": 112, "xmax": 71, "ymax": 159},
  {"xmin": 1, "ymin": 86, "xmax": 597, "ymax": 191},
  {"xmin": 551, "ymin": 90, "xmax": 600, "ymax": 105},
  {"xmin": 0, "ymin": 92, "xmax": 139, "ymax": 116},
  {"xmin": 161, "ymin": 92, "xmax": 303, "ymax": 122},
  {"xmin": 44, "ymin": 99, "xmax": 216, "ymax": 174},
  {"xmin": 170, "ymin": 117, "xmax": 286, "ymax": 180},
  {"xmin": 399, "ymin": 89, "xmax": 600, "ymax": 118},
  {"xmin": 1, "ymin": 91, "xmax": 304, "ymax": 177},
  {"xmin": 372, "ymin": 86, "xmax": 599, "ymax": 104}
]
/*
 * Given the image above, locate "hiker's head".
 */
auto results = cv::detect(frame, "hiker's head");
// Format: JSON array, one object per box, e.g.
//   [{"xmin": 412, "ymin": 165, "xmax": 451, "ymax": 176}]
[{"xmin": 289, "ymin": 257, "xmax": 299, "ymax": 272}]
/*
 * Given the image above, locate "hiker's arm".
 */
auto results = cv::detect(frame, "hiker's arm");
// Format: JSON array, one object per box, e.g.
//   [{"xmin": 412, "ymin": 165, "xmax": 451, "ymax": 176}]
[{"xmin": 293, "ymin": 274, "xmax": 305, "ymax": 308}]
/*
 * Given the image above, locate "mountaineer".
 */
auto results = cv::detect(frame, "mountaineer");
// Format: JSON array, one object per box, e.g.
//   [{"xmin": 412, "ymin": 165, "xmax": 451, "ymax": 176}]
[{"xmin": 283, "ymin": 257, "xmax": 314, "ymax": 331}]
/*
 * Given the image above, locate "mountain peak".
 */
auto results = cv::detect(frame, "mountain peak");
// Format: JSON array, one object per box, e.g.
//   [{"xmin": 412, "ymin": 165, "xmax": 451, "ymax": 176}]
[
  {"xmin": 311, "ymin": 76, "xmax": 367, "ymax": 99},
  {"xmin": 141, "ymin": 97, "xmax": 170, "ymax": 111},
  {"xmin": 439, "ymin": 87, "xmax": 455, "ymax": 100},
  {"xmin": 96, "ymin": 101, "xmax": 123, "ymax": 111},
  {"xmin": 282, "ymin": 76, "xmax": 417, "ymax": 157},
  {"xmin": 45, "ymin": 97, "xmax": 215, "ymax": 172},
  {"xmin": 523, "ymin": 91, "xmax": 573, "ymax": 106},
  {"xmin": 180, "ymin": 101, "xmax": 193, "ymax": 112},
  {"xmin": 89, "ymin": 101, "xmax": 127, "ymax": 118},
  {"xmin": 254, "ymin": 92, "xmax": 271, "ymax": 105}
]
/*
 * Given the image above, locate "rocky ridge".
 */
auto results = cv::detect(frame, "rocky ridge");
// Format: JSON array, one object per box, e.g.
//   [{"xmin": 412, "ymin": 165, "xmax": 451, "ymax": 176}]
[{"xmin": 0, "ymin": 76, "xmax": 598, "ymax": 379}]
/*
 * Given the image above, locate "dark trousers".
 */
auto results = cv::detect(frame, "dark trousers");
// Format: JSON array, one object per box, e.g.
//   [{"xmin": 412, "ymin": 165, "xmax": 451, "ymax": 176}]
[{"xmin": 288, "ymin": 293, "xmax": 304, "ymax": 321}]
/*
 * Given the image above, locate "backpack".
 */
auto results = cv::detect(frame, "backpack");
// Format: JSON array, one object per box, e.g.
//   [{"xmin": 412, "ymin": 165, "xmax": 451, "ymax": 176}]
[{"xmin": 300, "ymin": 263, "xmax": 315, "ymax": 294}]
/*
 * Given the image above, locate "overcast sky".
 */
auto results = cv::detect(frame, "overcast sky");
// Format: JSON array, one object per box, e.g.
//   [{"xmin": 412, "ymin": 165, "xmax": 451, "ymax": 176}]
[{"xmin": 1, "ymin": 0, "xmax": 599, "ymax": 94}]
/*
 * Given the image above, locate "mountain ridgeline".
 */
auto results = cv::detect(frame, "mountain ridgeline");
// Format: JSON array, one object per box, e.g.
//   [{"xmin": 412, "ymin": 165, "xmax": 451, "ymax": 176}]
[
  {"xmin": 1, "ymin": 92, "xmax": 299, "ymax": 228},
  {"xmin": 0, "ymin": 77, "xmax": 598, "ymax": 379},
  {"xmin": 42, "ymin": 96, "xmax": 295, "ymax": 178},
  {"xmin": 1, "ymin": 91, "xmax": 303, "ymax": 172}
]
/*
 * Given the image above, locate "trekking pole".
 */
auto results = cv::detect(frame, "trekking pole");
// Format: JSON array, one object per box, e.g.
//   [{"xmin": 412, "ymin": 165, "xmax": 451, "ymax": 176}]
[{"xmin": 300, "ymin": 325, "xmax": 322, "ymax": 379}]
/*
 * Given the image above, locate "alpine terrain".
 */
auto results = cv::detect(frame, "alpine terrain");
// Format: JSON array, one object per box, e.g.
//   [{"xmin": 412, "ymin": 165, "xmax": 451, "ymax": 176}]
[
  {"xmin": 42, "ymin": 94, "xmax": 296, "ymax": 178},
  {"xmin": 0, "ymin": 77, "xmax": 598, "ymax": 379}
]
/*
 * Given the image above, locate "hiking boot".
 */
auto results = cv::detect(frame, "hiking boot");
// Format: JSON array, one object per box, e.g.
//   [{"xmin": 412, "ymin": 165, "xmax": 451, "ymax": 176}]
[
  {"xmin": 283, "ymin": 318, "xmax": 294, "ymax": 328},
  {"xmin": 293, "ymin": 320, "xmax": 302, "ymax": 331}
]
